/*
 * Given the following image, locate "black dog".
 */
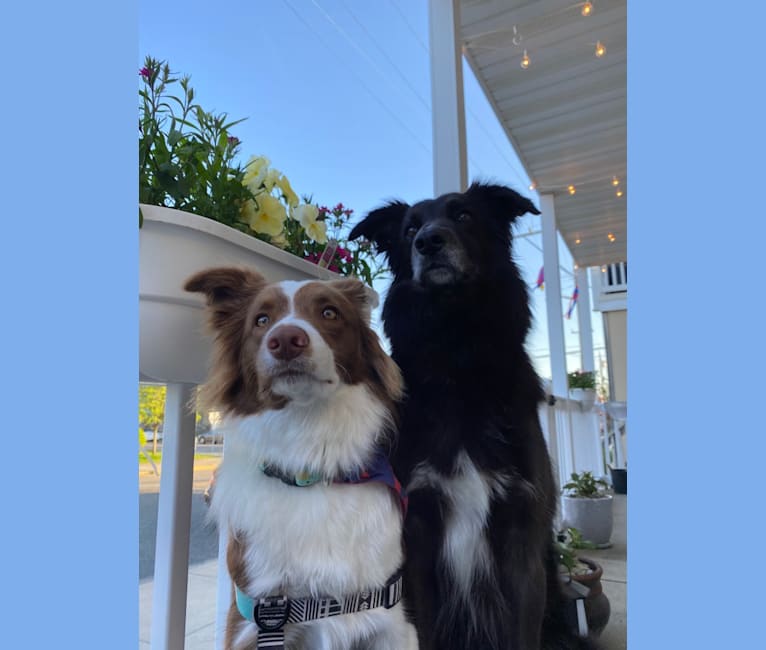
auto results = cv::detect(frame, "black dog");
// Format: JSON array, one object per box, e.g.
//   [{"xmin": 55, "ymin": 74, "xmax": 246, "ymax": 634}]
[{"xmin": 350, "ymin": 183, "xmax": 597, "ymax": 650}]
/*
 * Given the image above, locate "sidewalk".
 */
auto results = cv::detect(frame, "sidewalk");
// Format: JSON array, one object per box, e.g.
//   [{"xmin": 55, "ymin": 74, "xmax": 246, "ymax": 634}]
[{"xmin": 139, "ymin": 472, "xmax": 626, "ymax": 649}]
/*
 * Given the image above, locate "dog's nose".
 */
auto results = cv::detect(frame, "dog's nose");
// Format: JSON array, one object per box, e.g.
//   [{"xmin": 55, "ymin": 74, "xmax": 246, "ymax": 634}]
[
  {"xmin": 267, "ymin": 325, "xmax": 310, "ymax": 361},
  {"xmin": 414, "ymin": 225, "xmax": 447, "ymax": 255}
]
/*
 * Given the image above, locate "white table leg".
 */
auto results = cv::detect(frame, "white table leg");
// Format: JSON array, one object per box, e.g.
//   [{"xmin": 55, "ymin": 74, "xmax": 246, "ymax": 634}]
[
  {"xmin": 215, "ymin": 436, "xmax": 231, "ymax": 650},
  {"xmin": 151, "ymin": 382, "xmax": 197, "ymax": 650}
]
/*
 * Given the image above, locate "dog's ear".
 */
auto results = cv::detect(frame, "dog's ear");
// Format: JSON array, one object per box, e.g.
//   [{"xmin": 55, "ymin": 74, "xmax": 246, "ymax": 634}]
[
  {"xmin": 349, "ymin": 201, "xmax": 409, "ymax": 258},
  {"xmin": 329, "ymin": 278, "xmax": 379, "ymax": 324},
  {"xmin": 465, "ymin": 182, "xmax": 541, "ymax": 222},
  {"xmin": 184, "ymin": 267, "xmax": 266, "ymax": 328},
  {"xmin": 184, "ymin": 267, "xmax": 271, "ymax": 415}
]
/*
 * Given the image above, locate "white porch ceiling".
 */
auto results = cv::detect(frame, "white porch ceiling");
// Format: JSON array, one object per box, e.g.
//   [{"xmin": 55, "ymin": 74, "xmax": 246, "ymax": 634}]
[{"xmin": 460, "ymin": 0, "xmax": 626, "ymax": 268}]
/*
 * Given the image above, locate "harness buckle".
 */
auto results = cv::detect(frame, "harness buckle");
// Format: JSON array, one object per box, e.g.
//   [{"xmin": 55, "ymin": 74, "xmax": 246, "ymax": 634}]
[{"xmin": 253, "ymin": 596, "xmax": 290, "ymax": 631}]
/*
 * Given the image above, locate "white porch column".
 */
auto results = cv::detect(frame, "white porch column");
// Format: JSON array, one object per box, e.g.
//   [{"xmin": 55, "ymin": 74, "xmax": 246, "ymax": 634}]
[
  {"xmin": 540, "ymin": 194, "xmax": 567, "ymax": 397},
  {"xmin": 151, "ymin": 382, "xmax": 197, "ymax": 650},
  {"xmin": 428, "ymin": 0, "xmax": 468, "ymax": 195},
  {"xmin": 575, "ymin": 266, "xmax": 595, "ymax": 373},
  {"xmin": 540, "ymin": 194, "xmax": 573, "ymax": 487}
]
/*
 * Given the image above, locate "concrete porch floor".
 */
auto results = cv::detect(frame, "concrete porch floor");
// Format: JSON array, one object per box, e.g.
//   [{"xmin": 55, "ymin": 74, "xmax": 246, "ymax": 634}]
[{"xmin": 139, "ymin": 466, "xmax": 626, "ymax": 649}]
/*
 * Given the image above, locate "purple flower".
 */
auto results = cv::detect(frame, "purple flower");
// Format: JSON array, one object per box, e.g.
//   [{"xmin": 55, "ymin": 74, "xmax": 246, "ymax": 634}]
[
  {"xmin": 336, "ymin": 247, "xmax": 353, "ymax": 262},
  {"xmin": 227, "ymin": 136, "xmax": 240, "ymax": 147},
  {"xmin": 139, "ymin": 67, "xmax": 152, "ymax": 81}
]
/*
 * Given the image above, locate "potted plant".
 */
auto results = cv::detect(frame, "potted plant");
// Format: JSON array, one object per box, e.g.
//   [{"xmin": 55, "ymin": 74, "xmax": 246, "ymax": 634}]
[
  {"xmin": 138, "ymin": 56, "xmax": 386, "ymax": 385},
  {"xmin": 560, "ymin": 471, "xmax": 613, "ymax": 546},
  {"xmin": 555, "ymin": 527, "xmax": 610, "ymax": 636},
  {"xmin": 567, "ymin": 370, "xmax": 597, "ymax": 410}
]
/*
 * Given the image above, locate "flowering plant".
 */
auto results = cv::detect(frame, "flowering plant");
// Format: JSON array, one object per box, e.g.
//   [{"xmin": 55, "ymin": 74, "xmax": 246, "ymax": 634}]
[
  {"xmin": 138, "ymin": 56, "xmax": 386, "ymax": 285},
  {"xmin": 567, "ymin": 370, "xmax": 596, "ymax": 390}
]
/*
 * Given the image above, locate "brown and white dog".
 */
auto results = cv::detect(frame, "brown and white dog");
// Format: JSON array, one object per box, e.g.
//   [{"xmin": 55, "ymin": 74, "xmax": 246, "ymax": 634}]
[{"xmin": 185, "ymin": 267, "xmax": 416, "ymax": 650}]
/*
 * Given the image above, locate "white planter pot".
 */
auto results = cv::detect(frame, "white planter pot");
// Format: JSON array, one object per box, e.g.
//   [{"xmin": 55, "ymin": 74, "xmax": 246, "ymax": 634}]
[
  {"xmin": 561, "ymin": 494, "xmax": 613, "ymax": 546},
  {"xmin": 139, "ymin": 204, "xmax": 339, "ymax": 385},
  {"xmin": 569, "ymin": 387, "xmax": 596, "ymax": 411}
]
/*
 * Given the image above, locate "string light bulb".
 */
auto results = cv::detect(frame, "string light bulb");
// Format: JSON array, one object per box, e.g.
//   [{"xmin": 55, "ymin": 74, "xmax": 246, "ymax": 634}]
[
  {"xmin": 582, "ymin": 2, "xmax": 593, "ymax": 17},
  {"xmin": 568, "ymin": 185, "xmax": 576, "ymax": 195},
  {"xmin": 529, "ymin": 181, "xmax": 537, "ymax": 190},
  {"xmin": 595, "ymin": 41, "xmax": 606, "ymax": 57},
  {"xmin": 616, "ymin": 189, "xmax": 623, "ymax": 198},
  {"xmin": 520, "ymin": 50, "xmax": 530, "ymax": 69},
  {"xmin": 612, "ymin": 176, "xmax": 619, "ymax": 186},
  {"xmin": 575, "ymin": 238, "xmax": 582, "ymax": 245},
  {"xmin": 607, "ymin": 232, "xmax": 616, "ymax": 242}
]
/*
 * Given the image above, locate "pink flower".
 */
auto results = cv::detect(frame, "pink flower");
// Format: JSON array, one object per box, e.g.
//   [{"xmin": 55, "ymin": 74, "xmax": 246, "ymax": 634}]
[
  {"xmin": 336, "ymin": 247, "xmax": 353, "ymax": 262},
  {"xmin": 343, "ymin": 209, "xmax": 353, "ymax": 217},
  {"xmin": 329, "ymin": 265, "xmax": 340, "ymax": 273},
  {"xmin": 334, "ymin": 203, "xmax": 344, "ymax": 212},
  {"xmin": 227, "ymin": 136, "xmax": 240, "ymax": 147},
  {"xmin": 305, "ymin": 252, "xmax": 320, "ymax": 264},
  {"xmin": 139, "ymin": 67, "xmax": 152, "ymax": 80}
]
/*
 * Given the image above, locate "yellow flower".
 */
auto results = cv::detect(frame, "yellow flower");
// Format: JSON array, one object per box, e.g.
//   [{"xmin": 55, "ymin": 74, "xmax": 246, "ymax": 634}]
[
  {"xmin": 305, "ymin": 219, "xmax": 327, "ymax": 244},
  {"xmin": 243, "ymin": 193, "xmax": 286, "ymax": 236},
  {"xmin": 263, "ymin": 168, "xmax": 281, "ymax": 192},
  {"xmin": 291, "ymin": 203, "xmax": 319, "ymax": 229},
  {"xmin": 243, "ymin": 155, "xmax": 270, "ymax": 190},
  {"xmin": 270, "ymin": 232, "xmax": 288, "ymax": 249},
  {"xmin": 276, "ymin": 174, "xmax": 300, "ymax": 208}
]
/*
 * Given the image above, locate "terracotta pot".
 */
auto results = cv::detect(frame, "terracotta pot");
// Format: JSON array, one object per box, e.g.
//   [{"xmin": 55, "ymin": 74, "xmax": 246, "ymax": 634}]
[{"xmin": 571, "ymin": 557, "xmax": 611, "ymax": 636}]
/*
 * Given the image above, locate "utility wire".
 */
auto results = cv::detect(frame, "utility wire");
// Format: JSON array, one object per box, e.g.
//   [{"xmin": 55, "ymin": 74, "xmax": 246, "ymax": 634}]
[
  {"xmin": 281, "ymin": 0, "xmax": 431, "ymax": 154},
  {"xmin": 387, "ymin": 0, "xmax": 527, "ymax": 188},
  {"xmin": 314, "ymin": 0, "xmax": 488, "ymax": 176},
  {"xmin": 339, "ymin": 0, "xmax": 430, "ymax": 112}
]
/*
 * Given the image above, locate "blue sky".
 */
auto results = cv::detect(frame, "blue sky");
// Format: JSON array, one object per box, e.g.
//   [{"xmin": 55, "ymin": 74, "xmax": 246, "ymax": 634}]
[{"xmin": 139, "ymin": 0, "xmax": 604, "ymax": 381}]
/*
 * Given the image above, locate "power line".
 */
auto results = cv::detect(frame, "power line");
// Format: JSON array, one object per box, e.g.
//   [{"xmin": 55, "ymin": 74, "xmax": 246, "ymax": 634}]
[
  {"xmin": 387, "ymin": 0, "xmax": 527, "ymax": 188},
  {"xmin": 281, "ymin": 0, "xmax": 432, "ymax": 154},
  {"xmin": 339, "ymin": 0, "xmax": 431, "ymax": 112},
  {"xmin": 316, "ymin": 0, "xmax": 488, "ymax": 177}
]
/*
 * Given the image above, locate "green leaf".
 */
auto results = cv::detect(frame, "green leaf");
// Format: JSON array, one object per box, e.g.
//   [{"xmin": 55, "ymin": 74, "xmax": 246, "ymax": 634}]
[{"xmin": 167, "ymin": 128, "xmax": 183, "ymax": 146}]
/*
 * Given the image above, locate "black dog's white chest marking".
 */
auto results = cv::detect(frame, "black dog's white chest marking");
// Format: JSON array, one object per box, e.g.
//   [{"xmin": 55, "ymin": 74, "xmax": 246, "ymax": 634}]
[{"xmin": 409, "ymin": 450, "xmax": 508, "ymax": 599}]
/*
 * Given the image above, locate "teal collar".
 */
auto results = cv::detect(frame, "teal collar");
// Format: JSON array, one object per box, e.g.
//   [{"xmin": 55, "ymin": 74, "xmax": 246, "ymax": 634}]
[{"xmin": 258, "ymin": 462, "xmax": 326, "ymax": 486}]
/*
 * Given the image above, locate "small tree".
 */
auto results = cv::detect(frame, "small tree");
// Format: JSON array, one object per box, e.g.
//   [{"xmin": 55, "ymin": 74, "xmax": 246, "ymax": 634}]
[{"xmin": 139, "ymin": 383, "xmax": 166, "ymax": 454}]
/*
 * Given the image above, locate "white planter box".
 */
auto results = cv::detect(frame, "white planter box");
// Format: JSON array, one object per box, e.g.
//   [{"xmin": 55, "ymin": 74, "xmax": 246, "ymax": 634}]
[
  {"xmin": 569, "ymin": 388, "xmax": 596, "ymax": 411},
  {"xmin": 139, "ymin": 204, "xmax": 338, "ymax": 385}
]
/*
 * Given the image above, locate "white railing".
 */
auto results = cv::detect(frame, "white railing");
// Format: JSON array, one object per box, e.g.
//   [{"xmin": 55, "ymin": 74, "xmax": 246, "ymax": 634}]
[
  {"xmin": 601, "ymin": 262, "xmax": 628, "ymax": 293},
  {"xmin": 590, "ymin": 262, "xmax": 627, "ymax": 312},
  {"xmin": 538, "ymin": 396, "xmax": 609, "ymax": 490}
]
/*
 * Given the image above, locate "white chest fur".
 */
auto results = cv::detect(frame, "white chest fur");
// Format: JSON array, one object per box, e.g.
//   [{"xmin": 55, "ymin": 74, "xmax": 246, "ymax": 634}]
[
  {"xmin": 210, "ymin": 384, "xmax": 403, "ymax": 600},
  {"xmin": 409, "ymin": 450, "xmax": 508, "ymax": 599}
]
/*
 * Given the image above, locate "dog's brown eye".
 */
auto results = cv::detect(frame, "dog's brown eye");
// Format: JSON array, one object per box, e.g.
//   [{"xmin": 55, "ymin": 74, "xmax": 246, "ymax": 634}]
[
  {"xmin": 406, "ymin": 225, "xmax": 419, "ymax": 238},
  {"xmin": 322, "ymin": 307, "xmax": 339, "ymax": 320},
  {"xmin": 457, "ymin": 212, "xmax": 471, "ymax": 222},
  {"xmin": 255, "ymin": 314, "xmax": 270, "ymax": 327}
]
